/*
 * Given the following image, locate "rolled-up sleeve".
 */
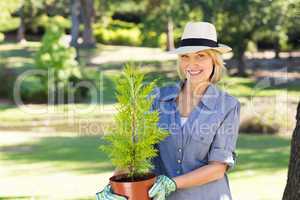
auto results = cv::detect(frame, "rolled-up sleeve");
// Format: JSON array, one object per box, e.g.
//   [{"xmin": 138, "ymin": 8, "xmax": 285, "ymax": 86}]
[{"xmin": 208, "ymin": 101, "xmax": 241, "ymax": 172}]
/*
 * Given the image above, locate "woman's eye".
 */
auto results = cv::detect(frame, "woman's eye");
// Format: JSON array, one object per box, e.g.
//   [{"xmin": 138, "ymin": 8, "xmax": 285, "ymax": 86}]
[
  {"xmin": 181, "ymin": 55, "xmax": 189, "ymax": 59},
  {"xmin": 197, "ymin": 54, "xmax": 204, "ymax": 57}
]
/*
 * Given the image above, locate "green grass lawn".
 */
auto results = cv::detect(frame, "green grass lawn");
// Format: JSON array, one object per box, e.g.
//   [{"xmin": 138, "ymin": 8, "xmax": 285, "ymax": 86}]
[
  {"xmin": 229, "ymin": 134, "xmax": 290, "ymax": 200},
  {"xmin": 0, "ymin": 104, "xmax": 115, "ymax": 134},
  {"xmin": 0, "ymin": 133, "xmax": 290, "ymax": 200}
]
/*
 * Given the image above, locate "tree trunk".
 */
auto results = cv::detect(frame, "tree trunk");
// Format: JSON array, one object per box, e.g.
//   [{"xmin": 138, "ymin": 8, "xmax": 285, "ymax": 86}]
[
  {"xmin": 236, "ymin": 48, "xmax": 247, "ymax": 77},
  {"xmin": 274, "ymin": 38, "xmax": 280, "ymax": 59},
  {"xmin": 70, "ymin": 0, "xmax": 81, "ymax": 61},
  {"xmin": 70, "ymin": 0, "xmax": 81, "ymax": 48},
  {"xmin": 237, "ymin": 53, "xmax": 246, "ymax": 76},
  {"xmin": 166, "ymin": 17, "xmax": 174, "ymax": 51},
  {"xmin": 80, "ymin": 0, "xmax": 96, "ymax": 48},
  {"xmin": 232, "ymin": 39, "xmax": 248, "ymax": 77},
  {"xmin": 17, "ymin": 4, "xmax": 26, "ymax": 43},
  {"xmin": 282, "ymin": 102, "xmax": 300, "ymax": 200}
]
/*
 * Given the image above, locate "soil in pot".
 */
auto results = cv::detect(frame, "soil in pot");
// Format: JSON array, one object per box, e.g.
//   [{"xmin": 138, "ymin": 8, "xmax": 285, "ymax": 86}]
[{"xmin": 110, "ymin": 173, "xmax": 156, "ymax": 200}]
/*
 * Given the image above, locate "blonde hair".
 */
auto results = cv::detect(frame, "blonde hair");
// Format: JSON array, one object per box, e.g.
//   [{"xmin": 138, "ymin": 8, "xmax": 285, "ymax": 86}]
[{"xmin": 176, "ymin": 49, "xmax": 226, "ymax": 83}]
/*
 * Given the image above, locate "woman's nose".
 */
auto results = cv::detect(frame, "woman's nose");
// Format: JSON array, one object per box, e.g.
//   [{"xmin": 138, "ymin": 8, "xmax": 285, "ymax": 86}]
[
  {"xmin": 187, "ymin": 60, "xmax": 199, "ymax": 68},
  {"xmin": 187, "ymin": 56, "xmax": 199, "ymax": 65}
]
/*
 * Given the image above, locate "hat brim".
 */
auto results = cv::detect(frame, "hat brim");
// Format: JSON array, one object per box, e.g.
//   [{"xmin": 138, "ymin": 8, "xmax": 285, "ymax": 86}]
[{"xmin": 167, "ymin": 43, "xmax": 232, "ymax": 55}]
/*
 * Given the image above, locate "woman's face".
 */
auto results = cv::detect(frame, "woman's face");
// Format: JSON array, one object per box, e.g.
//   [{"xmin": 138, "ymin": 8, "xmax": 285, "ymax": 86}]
[{"xmin": 179, "ymin": 50, "xmax": 214, "ymax": 84}]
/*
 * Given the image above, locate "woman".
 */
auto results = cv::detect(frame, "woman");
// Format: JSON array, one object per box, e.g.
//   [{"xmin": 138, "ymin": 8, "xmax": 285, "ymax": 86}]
[{"xmin": 97, "ymin": 21, "xmax": 241, "ymax": 200}]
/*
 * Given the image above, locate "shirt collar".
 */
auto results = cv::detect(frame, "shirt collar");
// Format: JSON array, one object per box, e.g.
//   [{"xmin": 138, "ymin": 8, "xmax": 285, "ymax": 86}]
[{"xmin": 159, "ymin": 79, "xmax": 219, "ymax": 110}]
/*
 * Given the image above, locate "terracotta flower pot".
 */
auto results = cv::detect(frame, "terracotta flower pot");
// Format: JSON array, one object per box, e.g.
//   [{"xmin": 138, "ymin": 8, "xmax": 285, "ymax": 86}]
[{"xmin": 110, "ymin": 173, "xmax": 157, "ymax": 200}]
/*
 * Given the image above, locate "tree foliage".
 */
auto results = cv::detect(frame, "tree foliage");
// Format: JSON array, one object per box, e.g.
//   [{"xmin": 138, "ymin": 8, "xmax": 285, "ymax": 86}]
[
  {"xmin": 0, "ymin": 0, "xmax": 21, "ymax": 35},
  {"xmin": 100, "ymin": 64, "xmax": 169, "ymax": 179},
  {"xmin": 184, "ymin": 0, "xmax": 300, "ymax": 76},
  {"xmin": 35, "ymin": 16, "xmax": 81, "ymax": 103}
]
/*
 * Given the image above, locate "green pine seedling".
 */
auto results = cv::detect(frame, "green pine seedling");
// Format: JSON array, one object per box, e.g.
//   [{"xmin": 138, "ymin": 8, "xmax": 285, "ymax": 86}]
[{"xmin": 100, "ymin": 63, "xmax": 169, "ymax": 180}]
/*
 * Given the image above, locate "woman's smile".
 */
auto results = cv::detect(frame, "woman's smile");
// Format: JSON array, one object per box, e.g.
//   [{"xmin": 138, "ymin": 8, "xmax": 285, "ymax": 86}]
[{"xmin": 186, "ymin": 69, "xmax": 204, "ymax": 76}]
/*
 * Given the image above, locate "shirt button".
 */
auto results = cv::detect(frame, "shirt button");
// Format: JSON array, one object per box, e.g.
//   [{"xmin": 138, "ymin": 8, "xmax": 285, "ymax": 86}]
[
  {"xmin": 178, "ymin": 148, "xmax": 182, "ymax": 152},
  {"xmin": 177, "ymin": 159, "xmax": 181, "ymax": 164},
  {"xmin": 176, "ymin": 170, "xmax": 180, "ymax": 174}
]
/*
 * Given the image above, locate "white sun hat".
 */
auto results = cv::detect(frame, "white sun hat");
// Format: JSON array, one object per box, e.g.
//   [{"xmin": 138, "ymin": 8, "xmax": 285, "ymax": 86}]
[{"xmin": 168, "ymin": 21, "xmax": 232, "ymax": 55}]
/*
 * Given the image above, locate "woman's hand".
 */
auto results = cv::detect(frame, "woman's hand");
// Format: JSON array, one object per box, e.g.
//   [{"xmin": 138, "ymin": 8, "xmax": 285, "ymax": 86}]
[
  {"xmin": 148, "ymin": 175, "xmax": 177, "ymax": 200},
  {"xmin": 96, "ymin": 184, "xmax": 127, "ymax": 200}
]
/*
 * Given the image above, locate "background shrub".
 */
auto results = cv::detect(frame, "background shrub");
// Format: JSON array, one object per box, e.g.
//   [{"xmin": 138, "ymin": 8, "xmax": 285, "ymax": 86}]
[
  {"xmin": 19, "ymin": 75, "xmax": 47, "ymax": 103},
  {"xmin": 33, "ymin": 16, "xmax": 81, "ymax": 103},
  {"xmin": 0, "ymin": 33, "xmax": 4, "ymax": 42},
  {"xmin": 0, "ymin": 60, "xmax": 16, "ymax": 100},
  {"xmin": 93, "ymin": 20, "xmax": 142, "ymax": 46}
]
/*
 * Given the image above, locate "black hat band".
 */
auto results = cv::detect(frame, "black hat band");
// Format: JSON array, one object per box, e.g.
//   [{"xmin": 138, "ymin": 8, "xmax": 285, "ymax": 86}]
[{"xmin": 180, "ymin": 38, "xmax": 218, "ymax": 47}]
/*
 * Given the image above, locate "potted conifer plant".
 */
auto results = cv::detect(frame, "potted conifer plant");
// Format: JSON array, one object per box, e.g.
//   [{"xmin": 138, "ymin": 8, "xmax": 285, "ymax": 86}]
[{"xmin": 100, "ymin": 64, "xmax": 169, "ymax": 200}]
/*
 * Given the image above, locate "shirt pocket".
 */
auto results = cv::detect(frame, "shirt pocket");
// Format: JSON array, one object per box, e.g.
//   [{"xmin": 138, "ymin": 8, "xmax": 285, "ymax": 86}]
[
  {"xmin": 189, "ymin": 118, "xmax": 220, "ymax": 145},
  {"xmin": 191, "ymin": 131, "xmax": 214, "ymax": 145},
  {"xmin": 186, "ymin": 130, "xmax": 214, "ymax": 161}
]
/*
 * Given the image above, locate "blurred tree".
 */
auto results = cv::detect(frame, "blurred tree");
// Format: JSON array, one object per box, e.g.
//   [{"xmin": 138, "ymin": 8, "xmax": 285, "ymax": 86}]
[
  {"xmin": 140, "ymin": 0, "xmax": 189, "ymax": 50},
  {"xmin": 253, "ymin": 0, "xmax": 299, "ymax": 58},
  {"xmin": 222, "ymin": 0, "xmax": 299, "ymax": 76},
  {"xmin": 93, "ymin": 0, "xmax": 145, "ymax": 28},
  {"xmin": 16, "ymin": 0, "xmax": 44, "ymax": 42},
  {"xmin": 80, "ymin": 0, "xmax": 96, "ymax": 47},
  {"xmin": 70, "ymin": 0, "xmax": 96, "ymax": 48},
  {"xmin": 283, "ymin": 101, "xmax": 300, "ymax": 200},
  {"xmin": 15, "ymin": 0, "xmax": 70, "ymax": 42},
  {"xmin": 285, "ymin": 0, "xmax": 300, "ymax": 52},
  {"xmin": 185, "ymin": 0, "xmax": 298, "ymax": 76},
  {"xmin": 70, "ymin": 0, "xmax": 81, "ymax": 47},
  {"xmin": 93, "ymin": 0, "xmax": 113, "ymax": 20},
  {"xmin": 221, "ymin": 0, "xmax": 276, "ymax": 76},
  {"xmin": 0, "ymin": 0, "xmax": 21, "ymax": 41},
  {"xmin": 186, "ymin": 0, "xmax": 225, "ymax": 23},
  {"xmin": 17, "ymin": 0, "xmax": 26, "ymax": 42},
  {"xmin": 92, "ymin": 0, "xmax": 198, "ymax": 49},
  {"xmin": 35, "ymin": 16, "xmax": 81, "ymax": 104}
]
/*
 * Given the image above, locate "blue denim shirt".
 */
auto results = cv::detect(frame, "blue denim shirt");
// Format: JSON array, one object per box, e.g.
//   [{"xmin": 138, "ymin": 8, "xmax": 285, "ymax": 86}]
[{"xmin": 149, "ymin": 79, "xmax": 241, "ymax": 200}]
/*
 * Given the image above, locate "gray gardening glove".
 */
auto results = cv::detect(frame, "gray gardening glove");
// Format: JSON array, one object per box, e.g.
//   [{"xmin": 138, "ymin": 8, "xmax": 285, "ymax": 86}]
[{"xmin": 148, "ymin": 175, "xmax": 177, "ymax": 200}]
